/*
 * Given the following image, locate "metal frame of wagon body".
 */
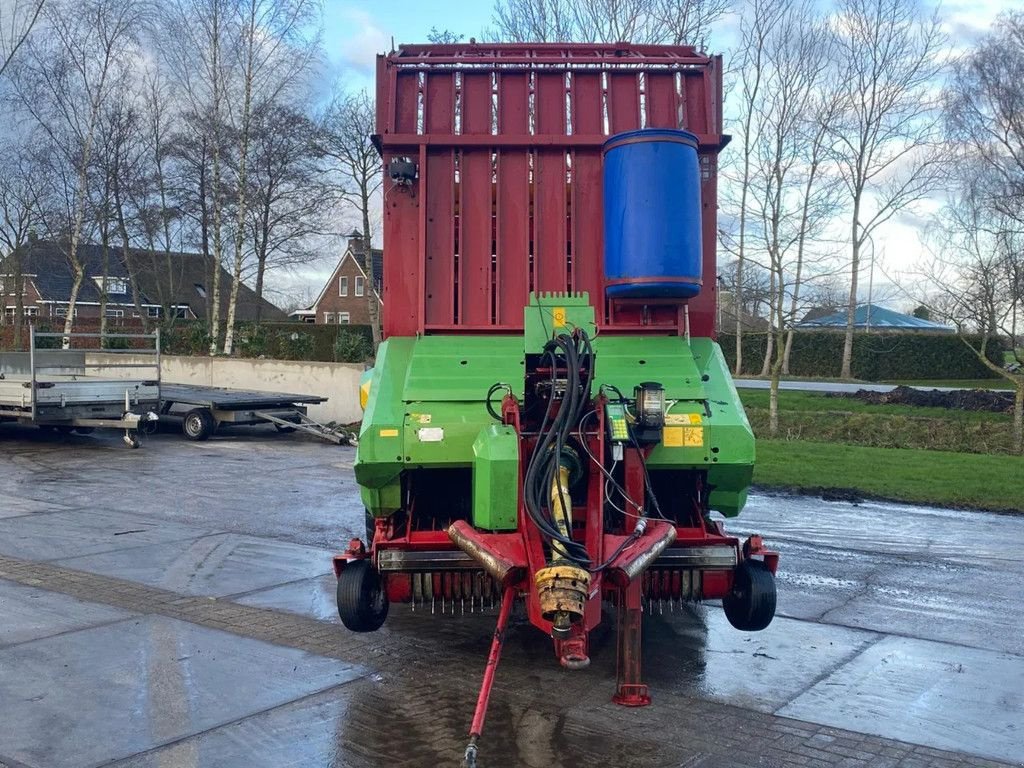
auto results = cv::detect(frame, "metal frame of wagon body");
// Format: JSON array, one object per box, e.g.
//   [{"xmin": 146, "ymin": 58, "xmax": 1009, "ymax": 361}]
[
  {"xmin": 0, "ymin": 328, "xmax": 160, "ymax": 442},
  {"xmin": 373, "ymin": 43, "xmax": 727, "ymax": 340}
]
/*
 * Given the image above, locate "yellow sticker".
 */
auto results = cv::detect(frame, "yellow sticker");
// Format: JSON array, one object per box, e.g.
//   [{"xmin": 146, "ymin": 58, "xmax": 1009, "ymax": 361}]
[
  {"xmin": 552, "ymin": 307, "xmax": 566, "ymax": 327},
  {"xmin": 409, "ymin": 413, "xmax": 432, "ymax": 424},
  {"xmin": 379, "ymin": 428, "xmax": 399, "ymax": 438},
  {"xmin": 684, "ymin": 427, "xmax": 704, "ymax": 447},
  {"xmin": 666, "ymin": 413, "xmax": 703, "ymax": 426},
  {"xmin": 663, "ymin": 427, "xmax": 684, "ymax": 447}
]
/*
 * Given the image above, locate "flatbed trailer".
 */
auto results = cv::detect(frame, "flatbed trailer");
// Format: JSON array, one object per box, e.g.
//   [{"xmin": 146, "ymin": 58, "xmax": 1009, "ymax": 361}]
[
  {"xmin": 0, "ymin": 329, "xmax": 160, "ymax": 447},
  {"xmin": 158, "ymin": 384, "xmax": 351, "ymax": 444}
]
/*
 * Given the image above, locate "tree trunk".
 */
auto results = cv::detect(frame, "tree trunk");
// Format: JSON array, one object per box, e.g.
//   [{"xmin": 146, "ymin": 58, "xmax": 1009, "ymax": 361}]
[
  {"xmin": 113, "ymin": 183, "xmax": 149, "ymax": 333},
  {"xmin": 1014, "ymin": 381, "xmax": 1023, "ymax": 456},
  {"xmin": 841, "ymin": 196, "xmax": 861, "ymax": 379},
  {"xmin": 363, "ymin": 198, "xmax": 381, "ymax": 351}
]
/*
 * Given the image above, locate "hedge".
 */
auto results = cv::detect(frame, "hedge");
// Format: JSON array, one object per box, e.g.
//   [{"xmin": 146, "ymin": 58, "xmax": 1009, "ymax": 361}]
[
  {"xmin": 719, "ymin": 331, "xmax": 1005, "ymax": 380},
  {"xmin": 2, "ymin": 318, "xmax": 376, "ymax": 362},
  {"xmin": 160, "ymin": 321, "xmax": 375, "ymax": 362}
]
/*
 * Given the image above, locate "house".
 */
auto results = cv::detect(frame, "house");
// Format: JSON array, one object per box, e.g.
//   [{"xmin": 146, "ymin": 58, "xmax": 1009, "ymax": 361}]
[
  {"xmin": 293, "ymin": 231, "xmax": 382, "ymax": 325},
  {"xmin": 0, "ymin": 239, "xmax": 286, "ymax": 323},
  {"xmin": 796, "ymin": 303, "xmax": 953, "ymax": 334}
]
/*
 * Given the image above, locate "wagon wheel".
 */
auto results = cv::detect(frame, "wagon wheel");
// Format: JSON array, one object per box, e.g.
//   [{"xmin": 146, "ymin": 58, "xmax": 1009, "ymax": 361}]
[
  {"xmin": 723, "ymin": 559, "xmax": 776, "ymax": 632},
  {"xmin": 182, "ymin": 409, "xmax": 215, "ymax": 441},
  {"xmin": 336, "ymin": 559, "xmax": 389, "ymax": 632}
]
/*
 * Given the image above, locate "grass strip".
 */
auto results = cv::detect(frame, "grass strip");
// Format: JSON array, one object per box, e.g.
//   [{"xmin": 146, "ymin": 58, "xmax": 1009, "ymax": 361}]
[{"xmin": 754, "ymin": 440, "xmax": 1023, "ymax": 513}]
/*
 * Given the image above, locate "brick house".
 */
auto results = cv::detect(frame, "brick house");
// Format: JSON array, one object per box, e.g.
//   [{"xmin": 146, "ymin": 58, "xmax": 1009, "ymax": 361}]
[
  {"xmin": 296, "ymin": 231, "xmax": 382, "ymax": 325},
  {"xmin": 0, "ymin": 238, "xmax": 285, "ymax": 323}
]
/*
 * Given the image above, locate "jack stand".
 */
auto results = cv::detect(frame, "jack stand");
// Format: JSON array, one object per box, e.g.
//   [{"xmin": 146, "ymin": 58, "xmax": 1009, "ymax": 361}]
[{"xmin": 613, "ymin": 579, "xmax": 650, "ymax": 707}]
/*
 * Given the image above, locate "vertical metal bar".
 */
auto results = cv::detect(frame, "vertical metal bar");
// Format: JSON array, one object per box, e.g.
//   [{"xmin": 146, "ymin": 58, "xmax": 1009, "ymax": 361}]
[{"xmin": 612, "ymin": 579, "xmax": 651, "ymax": 707}]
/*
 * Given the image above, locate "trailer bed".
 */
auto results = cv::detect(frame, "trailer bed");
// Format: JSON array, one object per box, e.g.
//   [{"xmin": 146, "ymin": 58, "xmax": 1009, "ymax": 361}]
[
  {"xmin": 159, "ymin": 384, "xmax": 326, "ymax": 410},
  {"xmin": 158, "ymin": 384, "xmax": 348, "ymax": 444}
]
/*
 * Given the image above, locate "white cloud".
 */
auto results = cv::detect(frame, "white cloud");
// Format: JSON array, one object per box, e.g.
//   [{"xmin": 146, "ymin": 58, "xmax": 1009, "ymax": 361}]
[{"xmin": 333, "ymin": 7, "xmax": 390, "ymax": 76}]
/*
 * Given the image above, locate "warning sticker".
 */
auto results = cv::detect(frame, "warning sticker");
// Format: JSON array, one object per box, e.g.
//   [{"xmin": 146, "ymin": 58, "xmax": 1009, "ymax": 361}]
[
  {"xmin": 552, "ymin": 307, "xmax": 566, "ymax": 327},
  {"xmin": 379, "ymin": 428, "xmax": 399, "ymax": 438},
  {"xmin": 684, "ymin": 427, "xmax": 704, "ymax": 447},
  {"xmin": 666, "ymin": 413, "xmax": 703, "ymax": 426},
  {"xmin": 663, "ymin": 427, "xmax": 684, "ymax": 447}
]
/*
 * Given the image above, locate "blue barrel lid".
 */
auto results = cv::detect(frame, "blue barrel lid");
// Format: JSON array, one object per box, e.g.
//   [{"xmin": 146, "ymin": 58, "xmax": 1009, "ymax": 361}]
[{"xmin": 602, "ymin": 128, "xmax": 699, "ymax": 154}]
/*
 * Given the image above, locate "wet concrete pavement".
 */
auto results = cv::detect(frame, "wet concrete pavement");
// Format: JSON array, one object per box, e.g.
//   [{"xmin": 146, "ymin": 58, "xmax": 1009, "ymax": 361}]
[{"xmin": 0, "ymin": 424, "xmax": 1021, "ymax": 768}]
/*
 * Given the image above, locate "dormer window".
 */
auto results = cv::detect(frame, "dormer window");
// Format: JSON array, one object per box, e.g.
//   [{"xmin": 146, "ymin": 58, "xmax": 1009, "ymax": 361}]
[{"xmin": 95, "ymin": 276, "xmax": 128, "ymax": 294}]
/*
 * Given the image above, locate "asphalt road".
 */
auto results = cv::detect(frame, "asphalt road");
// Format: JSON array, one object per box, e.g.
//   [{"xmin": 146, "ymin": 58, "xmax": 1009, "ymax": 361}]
[{"xmin": 0, "ymin": 425, "xmax": 1020, "ymax": 768}]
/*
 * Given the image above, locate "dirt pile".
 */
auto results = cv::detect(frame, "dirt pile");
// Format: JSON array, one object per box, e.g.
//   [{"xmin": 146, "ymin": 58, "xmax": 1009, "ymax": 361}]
[{"xmin": 826, "ymin": 385, "xmax": 1014, "ymax": 413}]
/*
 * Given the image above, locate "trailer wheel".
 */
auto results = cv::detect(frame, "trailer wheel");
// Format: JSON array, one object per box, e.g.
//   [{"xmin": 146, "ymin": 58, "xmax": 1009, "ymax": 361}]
[
  {"xmin": 182, "ymin": 409, "xmax": 215, "ymax": 441},
  {"xmin": 723, "ymin": 559, "xmax": 776, "ymax": 632},
  {"xmin": 336, "ymin": 559, "xmax": 388, "ymax": 632}
]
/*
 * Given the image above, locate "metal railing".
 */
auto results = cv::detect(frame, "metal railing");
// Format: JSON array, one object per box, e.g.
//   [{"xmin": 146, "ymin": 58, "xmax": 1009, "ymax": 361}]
[{"xmin": 28, "ymin": 327, "xmax": 161, "ymax": 420}]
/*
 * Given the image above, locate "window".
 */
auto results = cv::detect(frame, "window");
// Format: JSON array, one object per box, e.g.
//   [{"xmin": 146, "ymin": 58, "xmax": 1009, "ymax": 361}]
[
  {"xmin": 339, "ymin": 312, "xmax": 350, "ymax": 324},
  {"xmin": 24, "ymin": 306, "xmax": 38, "ymax": 317},
  {"xmin": 105, "ymin": 308, "xmax": 124, "ymax": 318},
  {"xmin": 174, "ymin": 306, "xmax": 189, "ymax": 319},
  {"xmin": 355, "ymin": 276, "xmax": 365, "ymax": 297},
  {"xmin": 194, "ymin": 283, "xmax": 207, "ymax": 298},
  {"xmin": 95, "ymin": 276, "xmax": 128, "ymax": 294},
  {"xmin": 338, "ymin": 276, "xmax": 348, "ymax": 297},
  {"xmin": 324, "ymin": 312, "xmax": 335, "ymax": 324},
  {"xmin": 0, "ymin": 276, "xmax": 9, "ymax": 293},
  {"xmin": 147, "ymin": 306, "xmax": 161, "ymax": 318}
]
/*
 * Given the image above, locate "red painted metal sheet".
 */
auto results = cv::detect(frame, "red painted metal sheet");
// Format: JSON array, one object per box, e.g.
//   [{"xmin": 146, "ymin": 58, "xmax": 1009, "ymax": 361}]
[
  {"xmin": 377, "ymin": 44, "xmax": 725, "ymax": 338},
  {"xmin": 496, "ymin": 73, "xmax": 531, "ymax": 325},
  {"xmin": 645, "ymin": 72, "xmax": 679, "ymax": 129},
  {"xmin": 459, "ymin": 73, "xmax": 495, "ymax": 325}
]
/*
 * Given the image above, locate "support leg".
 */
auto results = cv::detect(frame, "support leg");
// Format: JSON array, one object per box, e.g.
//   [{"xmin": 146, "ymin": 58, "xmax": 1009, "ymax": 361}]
[
  {"xmin": 464, "ymin": 586, "xmax": 516, "ymax": 768},
  {"xmin": 613, "ymin": 579, "xmax": 650, "ymax": 707}
]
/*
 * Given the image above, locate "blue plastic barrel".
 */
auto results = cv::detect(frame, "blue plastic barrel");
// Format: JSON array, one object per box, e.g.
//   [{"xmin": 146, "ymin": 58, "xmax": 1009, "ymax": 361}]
[{"xmin": 602, "ymin": 128, "xmax": 702, "ymax": 299}]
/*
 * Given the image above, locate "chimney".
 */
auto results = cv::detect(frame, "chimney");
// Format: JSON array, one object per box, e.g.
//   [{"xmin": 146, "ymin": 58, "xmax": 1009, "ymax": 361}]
[{"xmin": 347, "ymin": 229, "xmax": 364, "ymax": 253}]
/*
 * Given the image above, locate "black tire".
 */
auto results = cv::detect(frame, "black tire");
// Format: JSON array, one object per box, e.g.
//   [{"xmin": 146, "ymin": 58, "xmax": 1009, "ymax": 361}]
[
  {"xmin": 182, "ymin": 409, "xmax": 215, "ymax": 441},
  {"xmin": 723, "ymin": 559, "xmax": 776, "ymax": 631},
  {"xmin": 336, "ymin": 559, "xmax": 388, "ymax": 632}
]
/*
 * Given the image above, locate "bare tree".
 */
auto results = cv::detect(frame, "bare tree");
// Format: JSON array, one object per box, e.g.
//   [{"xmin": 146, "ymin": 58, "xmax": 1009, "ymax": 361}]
[
  {"xmin": 720, "ymin": 0, "xmax": 787, "ymax": 375},
  {"xmin": 747, "ymin": 0, "xmax": 839, "ymax": 432},
  {"xmin": 246, "ymin": 102, "xmax": 331, "ymax": 321},
  {"xmin": 0, "ymin": 0, "xmax": 44, "ymax": 79},
  {"xmin": 321, "ymin": 90, "xmax": 384, "ymax": 350},
  {"xmin": 489, "ymin": 0, "xmax": 729, "ymax": 46},
  {"xmin": 0, "ymin": 142, "xmax": 46, "ymax": 348},
  {"xmin": 10, "ymin": 0, "xmax": 144, "ymax": 343},
  {"xmin": 221, "ymin": 0, "xmax": 318, "ymax": 355},
  {"xmin": 829, "ymin": 0, "xmax": 946, "ymax": 378},
  {"xmin": 923, "ymin": 186, "xmax": 1023, "ymax": 453},
  {"xmin": 946, "ymin": 12, "xmax": 1024, "ymax": 231}
]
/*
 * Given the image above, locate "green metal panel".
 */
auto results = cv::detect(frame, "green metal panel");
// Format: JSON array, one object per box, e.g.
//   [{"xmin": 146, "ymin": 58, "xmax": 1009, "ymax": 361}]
[
  {"xmin": 356, "ymin": 332, "xmax": 755, "ymax": 520},
  {"xmin": 523, "ymin": 292, "xmax": 596, "ymax": 351},
  {"xmin": 472, "ymin": 425, "xmax": 520, "ymax": 530},
  {"xmin": 403, "ymin": 336, "xmax": 524, "ymax": 401}
]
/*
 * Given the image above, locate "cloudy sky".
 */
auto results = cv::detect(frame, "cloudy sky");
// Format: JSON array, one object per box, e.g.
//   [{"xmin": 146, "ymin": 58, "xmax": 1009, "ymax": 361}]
[{"xmin": 280, "ymin": 0, "xmax": 1012, "ymax": 311}]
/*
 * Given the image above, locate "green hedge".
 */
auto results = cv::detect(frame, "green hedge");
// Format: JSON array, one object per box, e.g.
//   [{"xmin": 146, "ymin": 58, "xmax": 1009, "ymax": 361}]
[
  {"xmin": 720, "ymin": 331, "xmax": 1005, "ymax": 380},
  {"xmin": 160, "ymin": 321, "xmax": 374, "ymax": 362}
]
